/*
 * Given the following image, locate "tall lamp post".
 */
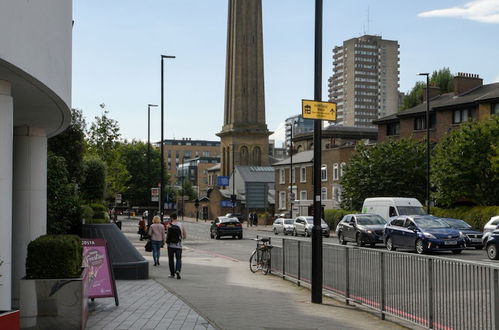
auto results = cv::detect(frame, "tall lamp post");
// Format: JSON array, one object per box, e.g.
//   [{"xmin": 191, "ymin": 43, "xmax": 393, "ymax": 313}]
[
  {"xmin": 419, "ymin": 73, "xmax": 431, "ymax": 214},
  {"xmin": 147, "ymin": 104, "xmax": 158, "ymax": 214},
  {"xmin": 287, "ymin": 120, "xmax": 297, "ymax": 218},
  {"xmin": 160, "ymin": 54, "xmax": 175, "ymax": 221}
]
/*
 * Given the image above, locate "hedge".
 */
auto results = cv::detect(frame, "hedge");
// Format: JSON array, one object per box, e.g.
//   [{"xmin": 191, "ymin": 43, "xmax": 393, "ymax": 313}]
[
  {"xmin": 431, "ymin": 206, "xmax": 499, "ymax": 229},
  {"xmin": 26, "ymin": 235, "xmax": 82, "ymax": 279},
  {"xmin": 324, "ymin": 209, "xmax": 359, "ymax": 230}
]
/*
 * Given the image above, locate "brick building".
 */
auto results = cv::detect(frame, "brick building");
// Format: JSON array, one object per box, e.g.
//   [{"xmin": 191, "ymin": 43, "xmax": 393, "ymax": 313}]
[{"xmin": 374, "ymin": 73, "xmax": 499, "ymax": 142}]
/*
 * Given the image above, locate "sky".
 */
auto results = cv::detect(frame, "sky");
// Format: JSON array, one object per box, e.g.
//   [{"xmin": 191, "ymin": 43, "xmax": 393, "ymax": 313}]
[{"xmin": 72, "ymin": 0, "xmax": 499, "ymax": 147}]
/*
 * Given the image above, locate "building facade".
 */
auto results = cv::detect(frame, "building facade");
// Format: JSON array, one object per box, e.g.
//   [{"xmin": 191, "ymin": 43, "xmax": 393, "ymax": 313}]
[
  {"xmin": 176, "ymin": 156, "xmax": 221, "ymax": 197},
  {"xmin": 285, "ymin": 114, "xmax": 314, "ymax": 150},
  {"xmin": 328, "ymin": 35, "xmax": 400, "ymax": 127},
  {"xmin": 159, "ymin": 138, "xmax": 220, "ymax": 184},
  {"xmin": 374, "ymin": 73, "xmax": 499, "ymax": 143}
]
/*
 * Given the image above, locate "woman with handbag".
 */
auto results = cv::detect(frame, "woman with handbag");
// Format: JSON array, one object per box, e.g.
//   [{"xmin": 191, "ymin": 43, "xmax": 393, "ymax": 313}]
[{"xmin": 148, "ymin": 215, "xmax": 166, "ymax": 266}]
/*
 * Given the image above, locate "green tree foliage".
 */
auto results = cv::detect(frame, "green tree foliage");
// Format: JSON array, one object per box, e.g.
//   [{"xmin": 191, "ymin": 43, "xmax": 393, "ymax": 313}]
[
  {"xmin": 179, "ymin": 179, "xmax": 198, "ymax": 201},
  {"xmin": 432, "ymin": 116, "xmax": 499, "ymax": 207},
  {"xmin": 81, "ymin": 157, "xmax": 107, "ymax": 203},
  {"xmin": 340, "ymin": 139, "xmax": 427, "ymax": 210},
  {"xmin": 401, "ymin": 68, "xmax": 454, "ymax": 110},
  {"xmin": 118, "ymin": 141, "xmax": 166, "ymax": 206},
  {"xmin": 47, "ymin": 152, "xmax": 81, "ymax": 234},
  {"xmin": 48, "ymin": 108, "xmax": 86, "ymax": 183}
]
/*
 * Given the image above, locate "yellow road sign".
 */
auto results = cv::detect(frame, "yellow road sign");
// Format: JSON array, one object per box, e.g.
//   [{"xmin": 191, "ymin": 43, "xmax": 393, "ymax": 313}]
[{"xmin": 302, "ymin": 100, "xmax": 337, "ymax": 121}]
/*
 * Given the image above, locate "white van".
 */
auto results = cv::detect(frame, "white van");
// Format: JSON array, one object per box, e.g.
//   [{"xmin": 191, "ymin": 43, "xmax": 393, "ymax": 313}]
[{"xmin": 361, "ymin": 197, "xmax": 426, "ymax": 221}]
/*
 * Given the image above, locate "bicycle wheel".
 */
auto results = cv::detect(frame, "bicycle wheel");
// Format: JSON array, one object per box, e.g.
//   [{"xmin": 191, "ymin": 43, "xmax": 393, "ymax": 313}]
[
  {"xmin": 261, "ymin": 249, "xmax": 271, "ymax": 275},
  {"xmin": 249, "ymin": 249, "xmax": 259, "ymax": 273}
]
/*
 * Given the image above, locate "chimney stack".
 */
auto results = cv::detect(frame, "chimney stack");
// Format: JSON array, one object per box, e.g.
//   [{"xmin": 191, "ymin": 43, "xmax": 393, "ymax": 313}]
[
  {"xmin": 453, "ymin": 72, "xmax": 483, "ymax": 95},
  {"xmin": 422, "ymin": 85, "xmax": 441, "ymax": 101}
]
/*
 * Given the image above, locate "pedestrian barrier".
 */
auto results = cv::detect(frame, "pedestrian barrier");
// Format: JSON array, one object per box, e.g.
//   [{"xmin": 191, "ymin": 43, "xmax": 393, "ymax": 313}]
[{"xmin": 271, "ymin": 239, "xmax": 499, "ymax": 330}]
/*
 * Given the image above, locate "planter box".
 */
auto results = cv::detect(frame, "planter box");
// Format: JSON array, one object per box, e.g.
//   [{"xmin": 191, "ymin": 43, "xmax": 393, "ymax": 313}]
[
  {"xmin": 19, "ymin": 270, "xmax": 87, "ymax": 330},
  {"xmin": 0, "ymin": 310, "xmax": 20, "ymax": 330}
]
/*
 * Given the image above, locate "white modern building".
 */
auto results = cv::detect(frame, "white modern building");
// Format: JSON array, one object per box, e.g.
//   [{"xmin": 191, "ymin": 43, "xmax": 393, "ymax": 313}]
[
  {"xmin": 0, "ymin": 1, "xmax": 72, "ymax": 311},
  {"xmin": 328, "ymin": 35, "xmax": 400, "ymax": 127}
]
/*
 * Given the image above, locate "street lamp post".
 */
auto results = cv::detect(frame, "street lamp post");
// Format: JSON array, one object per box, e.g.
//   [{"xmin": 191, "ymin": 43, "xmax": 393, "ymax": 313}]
[
  {"xmin": 288, "ymin": 121, "xmax": 296, "ymax": 218},
  {"xmin": 231, "ymin": 144, "xmax": 236, "ymax": 214},
  {"xmin": 419, "ymin": 73, "xmax": 431, "ymax": 214},
  {"xmin": 147, "ymin": 104, "xmax": 158, "ymax": 213},
  {"xmin": 160, "ymin": 54, "xmax": 175, "ymax": 221},
  {"xmin": 181, "ymin": 174, "xmax": 185, "ymax": 221}
]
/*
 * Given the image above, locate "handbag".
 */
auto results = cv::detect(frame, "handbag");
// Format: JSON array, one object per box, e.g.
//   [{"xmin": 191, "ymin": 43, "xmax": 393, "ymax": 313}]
[{"xmin": 145, "ymin": 239, "xmax": 152, "ymax": 252}]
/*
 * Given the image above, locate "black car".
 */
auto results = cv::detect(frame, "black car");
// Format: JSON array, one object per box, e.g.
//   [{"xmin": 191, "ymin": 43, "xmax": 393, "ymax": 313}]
[
  {"xmin": 211, "ymin": 216, "xmax": 243, "ymax": 239},
  {"xmin": 441, "ymin": 217, "xmax": 483, "ymax": 249},
  {"xmin": 336, "ymin": 213, "xmax": 387, "ymax": 247},
  {"xmin": 486, "ymin": 230, "xmax": 499, "ymax": 260}
]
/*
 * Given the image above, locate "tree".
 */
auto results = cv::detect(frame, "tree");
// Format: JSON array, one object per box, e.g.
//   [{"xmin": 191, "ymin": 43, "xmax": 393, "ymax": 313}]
[
  {"xmin": 432, "ymin": 116, "xmax": 499, "ymax": 207},
  {"xmin": 401, "ymin": 68, "xmax": 454, "ymax": 110},
  {"xmin": 81, "ymin": 157, "xmax": 107, "ymax": 203},
  {"xmin": 47, "ymin": 152, "xmax": 81, "ymax": 234},
  {"xmin": 340, "ymin": 139, "xmax": 427, "ymax": 210},
  {"xmin": 179, "ymin": 179, "xmax": 197, "ymax": 201},
  {"xmin": 48, "ymin": 108, "xmax": 86, "ymax": 183}
]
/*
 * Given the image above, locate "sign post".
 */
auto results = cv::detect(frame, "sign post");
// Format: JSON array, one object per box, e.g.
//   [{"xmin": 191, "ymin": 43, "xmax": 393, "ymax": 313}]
[{"xmin": 302, "ymin": 100, "xmax": 336, "ymax": 121}]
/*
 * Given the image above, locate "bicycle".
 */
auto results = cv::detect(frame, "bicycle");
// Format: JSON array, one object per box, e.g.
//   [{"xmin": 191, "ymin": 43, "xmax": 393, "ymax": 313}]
[{"xmin": 249, "ymin": 236, "xmax": 273, "ymax": 274}]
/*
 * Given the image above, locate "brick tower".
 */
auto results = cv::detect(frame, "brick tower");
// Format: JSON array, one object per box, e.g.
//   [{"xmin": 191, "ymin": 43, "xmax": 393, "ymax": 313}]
[{"xmin": 217, "ymin": 0, "xmax": 271, "ymax": 177}]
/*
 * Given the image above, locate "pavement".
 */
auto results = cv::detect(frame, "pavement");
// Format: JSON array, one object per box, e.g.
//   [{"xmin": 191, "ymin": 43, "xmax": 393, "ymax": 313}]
[{"xmin": 86, "ymin": 216, "xmax": 411, "ymax": 330}]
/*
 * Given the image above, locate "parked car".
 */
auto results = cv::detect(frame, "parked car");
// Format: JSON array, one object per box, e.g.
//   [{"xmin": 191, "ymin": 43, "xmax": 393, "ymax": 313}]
[
  {"xmin": 485, "ymin": 230, "xmax": 499, "ymax": 260},
  {"xmin": 211, "ymin": 216, "xmax": 243, "ymax": 239},
  {"xmin": 362, "ymin": 197, "xmax": 426, "ymax": 222},
  {"xmin": 272, "ymin": 218, "xmax": 295, "ymax": 235},
  {"xmin": 383, "ymin": 215, "xmax": 465, "ymax": 254},
  {"xmin": 225, "ymin": 213, "xmax": 244, "ymax": 222},
  {"xmin": 293, "ymin": 216, "xmax": 330, "ymax": 237},
  {"xmin": 336, "ymin": 213, "xmax": 387, "ymax": 247},
  {"xmin": 441, "ymin": 217, "xmax": 483, "ymax": 249},
  {"xmin": 482, "ymin": 216, "xmax": 499, "ymax": 244}
]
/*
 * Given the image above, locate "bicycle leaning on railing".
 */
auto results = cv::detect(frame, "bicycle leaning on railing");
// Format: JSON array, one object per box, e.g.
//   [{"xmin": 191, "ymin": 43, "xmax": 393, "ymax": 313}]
[{"xmin": 249, "ymin": 236, "xmax": 273, "ymax": 274}]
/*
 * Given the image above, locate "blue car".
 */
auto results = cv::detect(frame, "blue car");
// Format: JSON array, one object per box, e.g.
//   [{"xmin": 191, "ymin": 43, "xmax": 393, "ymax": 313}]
[
  {"xmin": 384, "ymin": 215, "xmax": 465, "ymax": 254},
  {"xmin": 441, "ymin": 217, "xmax": 483, "ymax": 249}
]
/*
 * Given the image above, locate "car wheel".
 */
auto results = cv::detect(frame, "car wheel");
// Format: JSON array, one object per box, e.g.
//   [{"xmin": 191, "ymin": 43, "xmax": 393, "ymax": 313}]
[
  {"xmin": 487, "ymin": 244, "xmax": 499, "ymax": 260},
  {"xmin": 386, "ymin": 237, "xmax": 395, "ymax": 251},
  {"xmin": 215, "ymin": 231, "xmax": 220, "ymax": 240},
  {"xmin": 356, "ymin": 234, "xmax": 364, "ymax": 247},
  {"xmin": 338, "ymin": 232, "xmax": 347, "ymax": 245},
  {"xmin": 210, "ymin": 232, "xmax": 214, "ymax": 239},
  {"xmin": 284, "ymin": 231, "xmax": 288, "ymax": 236},
  {"xmin": 452, "ymin": 249, "xmax": 463, "ymax": 254},
  {"xmin": 273, "ymin": 228, "xmax": 278, "ymax": 235},
  {"xmin": 415, "ymin": 239, "xmax": 426, "ymax": 254}
]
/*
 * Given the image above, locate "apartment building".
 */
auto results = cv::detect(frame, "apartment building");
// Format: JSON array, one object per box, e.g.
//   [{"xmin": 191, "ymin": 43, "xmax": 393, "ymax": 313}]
[
  {"xmin": 159, "ymin": 138, "xmax": 221, "ymax": 184},
  {"xmin": 328, "ymin": 35, "xmax": 400, "ymax": 127}
]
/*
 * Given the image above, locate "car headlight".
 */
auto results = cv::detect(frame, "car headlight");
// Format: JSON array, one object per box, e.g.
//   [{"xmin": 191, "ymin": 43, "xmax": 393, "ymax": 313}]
[
  {"xmin": 366, "ymin": 230, "xmax": 373, "ymax": 234},
  {"xmin": 423, "ymin": 232, "xmax": 436, "ymax": 239},
  {"xmin": 459, "ymin": 231, "xmax": 466, "ymax": 239}
]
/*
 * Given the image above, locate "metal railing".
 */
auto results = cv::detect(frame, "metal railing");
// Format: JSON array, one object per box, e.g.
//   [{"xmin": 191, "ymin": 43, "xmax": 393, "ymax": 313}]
[{"xmin": 271, "ymin": 239, "xmax": 499, "ymax": 330}]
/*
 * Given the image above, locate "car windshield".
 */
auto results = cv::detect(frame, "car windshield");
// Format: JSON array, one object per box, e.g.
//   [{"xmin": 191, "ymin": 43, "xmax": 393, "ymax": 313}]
[
  {"xmin": 305, "ymin": 218, "xmax": 326, "ymax": 225},
  {"xmin": 443, "ymin": 218, "xmax": 472, "ymax": 230},
  {"xmin": 284, "ymin": 219, "xmax": 294, "ymax": 224},
  {"xmin": 398, "ymin": 206, "xmax": 427, "ymax": 215},
  {"xmin": 357, "ymin": 215, "xmax": 386, "ymax": 225},
  {"xmin": 221, "ymin": 217, "xmax": 239, "ymax": 223},
  {"xmin": 414, "ymin": 217, "xmax": 450, "ymax": 229}
]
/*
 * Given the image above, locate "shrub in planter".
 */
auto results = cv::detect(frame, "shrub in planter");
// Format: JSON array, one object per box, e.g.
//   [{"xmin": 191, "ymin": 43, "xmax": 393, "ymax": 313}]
[
  {"xmin": 26, "ymin": 235, "xmax": 82, "ymax": 279},
  {"xmin": 324, "ymin": 209, "xmax": 359, "ymax": 230}
]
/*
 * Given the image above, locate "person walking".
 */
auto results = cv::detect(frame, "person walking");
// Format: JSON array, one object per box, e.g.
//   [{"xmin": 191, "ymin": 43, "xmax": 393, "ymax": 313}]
[
  {"xmin": 148, "ymin": 215, "xmax": 165, "ymax": 266},
  {"xmin": 166, "ymin": 213, "xmax": 186, "ymax": 279}
]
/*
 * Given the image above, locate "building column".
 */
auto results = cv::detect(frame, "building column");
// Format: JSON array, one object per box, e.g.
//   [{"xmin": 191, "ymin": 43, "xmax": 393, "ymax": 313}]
[
  {"xmin": 0, "ymin": 80, "xmax": 13, "ymax": 311},
  {"xmin": 11, "ymin": 126, "xmax": 47, "ymax": 307}
]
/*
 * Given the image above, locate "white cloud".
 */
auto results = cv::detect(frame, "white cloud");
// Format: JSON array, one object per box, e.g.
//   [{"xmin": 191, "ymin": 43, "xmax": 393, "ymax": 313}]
[
  {"xmin": 269, "ymin": 122, "xmax": 286, "ymax": 148},
  {"xmin": 418, "ymin": 0, "xmax": 499, "ymax": 23},
  {"xmin": 494, "ymin": 74, "xmax": 499, "ymax": 82}
]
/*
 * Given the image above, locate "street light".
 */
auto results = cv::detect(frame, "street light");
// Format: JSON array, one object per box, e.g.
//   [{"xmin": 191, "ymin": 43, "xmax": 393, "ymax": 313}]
[
  {"xmin": 287, "ymin": 120, "xmax": 297, "ymax": 218},
  {"xmin": 419, "ymin": 72, "xmax": 431, "ymax": 214},
  {"xmin": 160, "ymin": 54, "xmax": 175, "ymax": 221},
  {"xmin": 147, "ymin": 104, "xmax": 158, "ymax": 208}
]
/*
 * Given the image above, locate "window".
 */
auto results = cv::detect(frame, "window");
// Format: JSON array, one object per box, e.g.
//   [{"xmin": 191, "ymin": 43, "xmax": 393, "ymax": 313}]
[
  {"xmin": 340, "ymin": 163, "xmax": 346, "ymax": 177},
  {"xmin": 279, "ymin": 191, "xmax": 286, "ymax": 210},
  {"xmin": 413, "ymin": 113, "xmax": 436, "ymax": 130},
  {"xmin": 184, "ymin": 151, "xmax": 192, "ymax": 158},
  {"xmin": 203, "ymin": 151, "xmax": 210, "ymax": 157},
  {"xmin": 333, "ymin": 163, "xmax": 339, "ymax": 180},
  {"xmin": 300, "ymin": 190, "xmax": 307, "ymax": 200},
  {"xmin": 321, "ymin": 165, "xmax": 327, "ymax": 181},
  {"xmin": 492, "ymin": 104, "xmax": 499, "ymax": 116},
  {"xmin": 321, "ymin": 187, "xmax": 328, "ymax": 200},
  {"xmin": 300, "ymin": 167, "xmax": 307, "ymax": 182},
  {"xmin": 386, "ymin": 122, "xmax": 400, "ymax": 136},
  {"xmin": 279, "ymin": 169, "xmax": 285, "ymax": 184},
  {"xmin": 453, "ymin": 109, "xmax": 471, "ymax": 124}
]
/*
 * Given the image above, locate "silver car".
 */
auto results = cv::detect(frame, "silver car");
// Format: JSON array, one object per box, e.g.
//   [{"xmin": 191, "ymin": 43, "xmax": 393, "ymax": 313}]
[
  {"xmin": 293, "ymin": 216, "xmax": 330, "ymax": 237},
  {"xmin": 482, "ymin": 216, "xmax": 499, "ymax": 244},
  {"xmin": 272, "ymin": 218, "xmax": 295, "ymax": 235}
]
